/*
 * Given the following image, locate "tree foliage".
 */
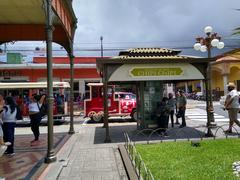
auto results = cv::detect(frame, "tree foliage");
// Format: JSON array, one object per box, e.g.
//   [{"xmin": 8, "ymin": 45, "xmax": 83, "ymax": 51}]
[{"xmin": 232, "ymin": 9, "xmax": 240, "ymax": 36}]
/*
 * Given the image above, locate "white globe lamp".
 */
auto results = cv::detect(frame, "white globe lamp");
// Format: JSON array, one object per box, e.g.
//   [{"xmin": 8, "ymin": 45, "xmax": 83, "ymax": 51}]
[
  {"xmin": 217, "ymin": 42, "xmax": 224, "ymax": 49},
  {"xmin": 200, "ymin": 45, "xmax": 207, "ymax": 52},
  {"xmin": 211, "ymin": 39, "xmax": 219, "ymax": 47},
  {"xmin": 204, "ymin": 26, "xmax": 213, "ymax": 34},
  {"xmin": 194, "ymin": 43, "xmax": 201, "ymax": 51}
]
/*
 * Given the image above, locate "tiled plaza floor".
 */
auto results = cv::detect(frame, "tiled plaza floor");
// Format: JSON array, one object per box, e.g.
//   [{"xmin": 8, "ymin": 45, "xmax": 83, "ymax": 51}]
[{"xmin": 0, "ymin": 133, "xmax": 70, "ymax": 180}]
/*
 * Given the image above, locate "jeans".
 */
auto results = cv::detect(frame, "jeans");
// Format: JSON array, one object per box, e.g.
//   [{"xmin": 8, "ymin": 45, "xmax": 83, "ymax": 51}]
[
  {"xmin": 2, "ymin": 122, "xmax": 16, "ymax": 154},
  {"xmin": 178, "ymin": 107, "xmax": 186, "ymax": 126},
  {"xmin": 30, "ymin": 113, "xmax": 42, "ymax": 141}
]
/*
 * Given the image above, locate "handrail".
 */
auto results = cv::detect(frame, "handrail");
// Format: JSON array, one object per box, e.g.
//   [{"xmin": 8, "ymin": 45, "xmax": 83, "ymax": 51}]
[{"xmin": 124, "ymin": 132, "xmax": 154, "ymax": 180}]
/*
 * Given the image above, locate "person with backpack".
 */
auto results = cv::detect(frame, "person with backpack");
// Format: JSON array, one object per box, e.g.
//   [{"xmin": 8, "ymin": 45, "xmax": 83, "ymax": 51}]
[{"xmin": 29, "ymin": 94, "xmax": 46, "ymax": 146}]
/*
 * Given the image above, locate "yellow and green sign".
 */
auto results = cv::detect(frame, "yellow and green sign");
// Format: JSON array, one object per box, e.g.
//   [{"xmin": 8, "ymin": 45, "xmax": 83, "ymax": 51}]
[{"xmin": 130, "ymin": 67, "xmax": 183, "ymax": 77}]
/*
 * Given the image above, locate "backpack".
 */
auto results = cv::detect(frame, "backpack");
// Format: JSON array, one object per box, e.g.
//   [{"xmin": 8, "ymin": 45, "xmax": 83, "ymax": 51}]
[
  {"xmin": 16, "ymin": 106, "xmax": 23, "ymax": 120},
  {"xmin": 37, "ymin": 102, "xmax": 48, "ymax": 118}
]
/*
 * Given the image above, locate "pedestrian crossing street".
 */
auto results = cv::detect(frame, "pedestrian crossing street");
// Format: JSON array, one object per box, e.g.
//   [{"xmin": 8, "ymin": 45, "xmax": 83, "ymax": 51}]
[{"xmin": 186, "ymin": 108, "xmax": 229, "ymax": 122}]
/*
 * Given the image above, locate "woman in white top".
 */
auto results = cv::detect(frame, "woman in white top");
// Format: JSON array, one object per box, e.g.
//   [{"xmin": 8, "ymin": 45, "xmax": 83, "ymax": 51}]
[
  {"xmin": 2, "ymin": 96, "xmax": 17, "ymax": 156},
  {"xmin": 29, "ymin": 94, "xmax": 46, "ymax": 146}
]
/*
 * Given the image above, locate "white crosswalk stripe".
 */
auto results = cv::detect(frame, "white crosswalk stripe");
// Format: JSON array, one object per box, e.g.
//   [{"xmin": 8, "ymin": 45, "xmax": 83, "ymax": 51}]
[{"xmin": 186, "ymin": 108, "xmax": 229, "ymax": 122}]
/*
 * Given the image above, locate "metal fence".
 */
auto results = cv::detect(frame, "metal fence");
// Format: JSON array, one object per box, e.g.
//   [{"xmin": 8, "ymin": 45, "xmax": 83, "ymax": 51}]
[
  {"xmin": 128, "ymin": 124, "xmax": 240, "ymax": 144},
  {"xmin": 124, "ymin": 132, "xmax": 154, "ymax": 180},
  {"xmin": 123, "ymin": 124, "xmax": 240, "ymax": 179}
]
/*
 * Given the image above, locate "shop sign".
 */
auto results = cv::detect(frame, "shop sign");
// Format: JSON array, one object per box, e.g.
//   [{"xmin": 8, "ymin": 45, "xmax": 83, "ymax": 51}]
[
  {"xmin": 130, "ymin": 67, "xmax": 183, "ymax": 77},
  {"xmin": 0, "ymin": 70, "xmax": 22, "ymax": 77}
]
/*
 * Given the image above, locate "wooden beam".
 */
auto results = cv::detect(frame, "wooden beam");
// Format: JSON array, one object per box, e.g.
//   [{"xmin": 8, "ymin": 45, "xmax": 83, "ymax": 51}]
[
  {"xmin": 0, "ymin": 24, "xmax": 70, "ymax": 50},
  {"xmin": 52, "ymin": 0, "xmax": 75, "ymax": 40}
]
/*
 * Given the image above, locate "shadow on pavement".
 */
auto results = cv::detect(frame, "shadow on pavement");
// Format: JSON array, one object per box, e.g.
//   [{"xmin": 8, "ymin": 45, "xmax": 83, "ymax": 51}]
[{"xmin": 93, "ymin": 123, "xmax": 209, "ymax": 144}]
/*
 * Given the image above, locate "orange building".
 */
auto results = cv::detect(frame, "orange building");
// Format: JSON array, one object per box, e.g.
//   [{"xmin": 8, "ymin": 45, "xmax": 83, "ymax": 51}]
[{"xmin": 0, "ymin": 57, "xmax": 102, "ymax": 99}]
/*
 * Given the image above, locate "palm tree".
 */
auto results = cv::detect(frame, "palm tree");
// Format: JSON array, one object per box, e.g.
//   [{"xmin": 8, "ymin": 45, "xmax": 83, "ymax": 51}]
[
  {"xmin": 233, "ymin": 27, "xmax": 240, "ymax": 36},
  {"xmin": 232, "ymin": 9, "xmax": 240, "ymax": 35}
]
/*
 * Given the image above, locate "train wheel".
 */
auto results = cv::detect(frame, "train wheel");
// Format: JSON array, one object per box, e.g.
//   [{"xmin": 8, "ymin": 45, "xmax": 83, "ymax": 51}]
[
  {"xmin": 130, "ymin": 109, "xmax": 137, "ymax": 122},
  {"xmin": 88, "ymin": 111, "xmax": 96, "ymax": 121},
  {"xmin": 92, "ymin": 111, "xmax": 103, "ymax": 123}
]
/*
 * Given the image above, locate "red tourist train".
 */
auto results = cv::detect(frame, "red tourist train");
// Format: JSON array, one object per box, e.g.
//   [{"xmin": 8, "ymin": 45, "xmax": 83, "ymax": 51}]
[
  {"xmin": 0, "ymin": 82, "xmax": 70, "ymax": 124},
  {"xmin": 84, "ymin": 83, "xmax": 137, "ymax": 122}
]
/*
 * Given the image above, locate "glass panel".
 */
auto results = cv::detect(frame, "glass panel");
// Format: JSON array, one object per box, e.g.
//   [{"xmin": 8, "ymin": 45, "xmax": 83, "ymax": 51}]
[{"xmin": 142, "ymin": 81, "xmax": 163, "ymax": 129}]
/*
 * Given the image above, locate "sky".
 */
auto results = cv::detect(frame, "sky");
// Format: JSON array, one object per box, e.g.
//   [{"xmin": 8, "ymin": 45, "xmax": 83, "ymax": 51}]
[
  {"xmin": 72, "ymin": 0, "xmax": 240, "ymax": 57},
  {"xmin": 1, "ymin": 0, "xmax": 240, "ymax": 58}
]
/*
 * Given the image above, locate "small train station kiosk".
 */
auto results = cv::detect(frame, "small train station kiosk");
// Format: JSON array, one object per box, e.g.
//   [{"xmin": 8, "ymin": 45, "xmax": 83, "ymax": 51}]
[{"xmin": 96, "ymin": 48, "xmax": 214, "ymax": 141}]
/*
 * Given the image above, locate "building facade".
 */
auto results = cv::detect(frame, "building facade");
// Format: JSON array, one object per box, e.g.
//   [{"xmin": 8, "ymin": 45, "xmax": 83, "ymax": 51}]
[
  {"xmin": 0, "ymin": 56, "xmax": 102, "ymax": 100},
  {"xmin": 176, "ymin": 48, "xmax": 240, "ymax": 99}
]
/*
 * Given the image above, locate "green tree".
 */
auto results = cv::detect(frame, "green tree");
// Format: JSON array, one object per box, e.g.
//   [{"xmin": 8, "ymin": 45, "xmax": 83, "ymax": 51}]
[{"xmin": 232, "ymin": 9, "xmax": 240, "ymax": 35}]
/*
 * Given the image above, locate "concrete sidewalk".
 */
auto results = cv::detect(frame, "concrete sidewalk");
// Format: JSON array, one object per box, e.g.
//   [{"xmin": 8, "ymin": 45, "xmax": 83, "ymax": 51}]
[{"xmin": 40, "ymin": 124, "xmax": 129, "ymax": 180}]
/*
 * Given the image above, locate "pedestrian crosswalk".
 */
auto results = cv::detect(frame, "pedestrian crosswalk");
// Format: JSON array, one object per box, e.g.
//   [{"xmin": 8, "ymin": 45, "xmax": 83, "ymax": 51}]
[{"xmin": 186, "ymin": 108, "xmax": 229, "ymax": 122}]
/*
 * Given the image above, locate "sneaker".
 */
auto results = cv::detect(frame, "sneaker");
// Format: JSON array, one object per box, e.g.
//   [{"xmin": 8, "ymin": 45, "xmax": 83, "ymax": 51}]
[
  {"xmin": 175, "ymin": 122, "xmax": 180, "ymax": 125},
  {"xmin": 30, "ymin": 140, "xmax": 36, "ymax": 143},
  {"xmin": 6, "ymin": 152, "xmax": 15, "ymax": 157},
  {"xmin": 30, "ymin": 140, "xmax": 39, "ymax": 146},
  {"xmin": 4, "ymin": 142, "xmax": 11, "ymax": 146},
  {"xmin": 179, "ymin": 125, "xmax": 186, "ymax": 128}
]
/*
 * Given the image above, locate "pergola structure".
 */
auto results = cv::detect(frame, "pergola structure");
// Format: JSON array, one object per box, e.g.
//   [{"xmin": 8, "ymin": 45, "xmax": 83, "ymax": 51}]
[
  {"xmin": 96, "ymin": 48, "xmax": 215, "ymax": 142},
  {"xmin": 0, "ymin": 0, "xmax": 77, "ymax": 163}
]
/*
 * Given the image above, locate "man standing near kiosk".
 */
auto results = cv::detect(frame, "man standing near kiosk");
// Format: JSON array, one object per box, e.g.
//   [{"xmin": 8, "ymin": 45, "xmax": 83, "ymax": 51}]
[{"xmin": 177, "ymin": 90, "xmax": 187, "ymax": 128}]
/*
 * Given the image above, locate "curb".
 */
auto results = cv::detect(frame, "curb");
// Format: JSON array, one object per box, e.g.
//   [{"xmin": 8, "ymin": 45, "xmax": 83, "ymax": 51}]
[{"xmin": 118, "ymin": 144, "xmax": 138, "ymax": 180}]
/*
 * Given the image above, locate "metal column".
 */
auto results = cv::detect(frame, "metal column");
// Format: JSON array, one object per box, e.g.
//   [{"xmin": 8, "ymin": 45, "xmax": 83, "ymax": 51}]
[
  {"xmin": 45, "ymin": 0, "xmax": 56, "ymax": 163},
  {"xmin": 103, "ymin": 64, "xmax": 111, "ymax": 143},
  {"xmin": 68, "ymin": 47, "xmax": 75, "ymax": 134}
]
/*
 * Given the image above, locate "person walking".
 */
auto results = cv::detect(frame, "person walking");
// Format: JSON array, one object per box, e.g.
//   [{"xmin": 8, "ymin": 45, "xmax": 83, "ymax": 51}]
[
  {"xmin": 2, "ymin": 96, "xmax": 18, "ymax": 156},
  {"xmin": 224, "ymin": 82, "xmax": 240, "ymax": 133},
  {"xmin": 168, "ymin": 93, "xmax": 176, "ymax": 128},
  {"xmin": 29, "ymin": 94, "xmax": 46, "ymax": 146},
  {"xmin": 177, "ymin": 90, "xmax": 187, "ymax": 128}
]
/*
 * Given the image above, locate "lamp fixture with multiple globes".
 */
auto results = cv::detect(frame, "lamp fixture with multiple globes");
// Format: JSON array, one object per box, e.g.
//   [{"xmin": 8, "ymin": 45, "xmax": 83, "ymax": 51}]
[
  {"xmin": 194, "ymin": 26, "xmax": 224, "ymax": 53},
  {"xmin": 193, "ymin": 26, "xmax": 224, "ymax": 137}
]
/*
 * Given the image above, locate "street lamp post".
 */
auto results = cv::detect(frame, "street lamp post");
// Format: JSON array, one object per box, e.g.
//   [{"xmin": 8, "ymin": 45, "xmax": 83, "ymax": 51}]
[
  {"xmin": 100, "ymin": 36, "xmax": 103, "ymax": 58},
  {"xmin": 193, "ymin": 26, "xmax": 224, "ymax": 137}
]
